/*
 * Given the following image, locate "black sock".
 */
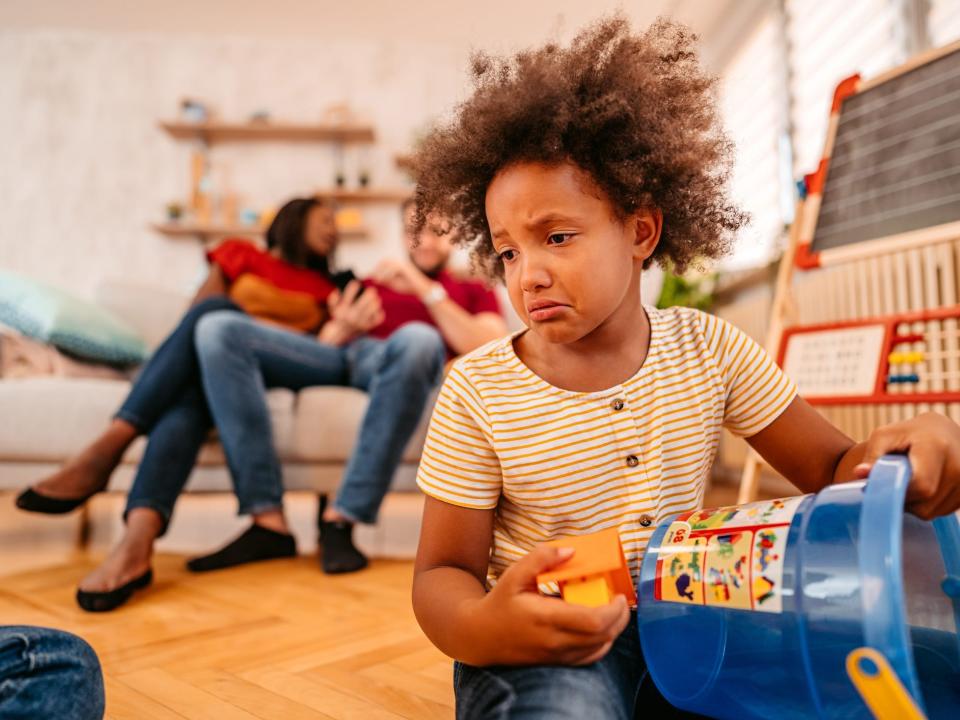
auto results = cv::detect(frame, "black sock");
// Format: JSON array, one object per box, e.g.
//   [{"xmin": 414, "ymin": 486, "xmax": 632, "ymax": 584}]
[
  {"xmin": 186, "ymin": 524, "xmax": 297, "ymax": 573},
  {"xmin": 320, "ymin": 520, "xmax": 368, "ymax": 574}
]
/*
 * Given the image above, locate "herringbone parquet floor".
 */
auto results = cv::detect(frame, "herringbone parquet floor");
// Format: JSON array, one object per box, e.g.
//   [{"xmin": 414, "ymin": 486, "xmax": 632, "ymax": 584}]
[{"xmin": 1, "ymin": 554, "xmax": 454, "ymax": 719}]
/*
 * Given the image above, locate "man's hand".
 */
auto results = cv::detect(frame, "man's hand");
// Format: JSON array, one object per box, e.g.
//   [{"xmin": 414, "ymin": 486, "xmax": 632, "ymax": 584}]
[
  {"xmin": 852, "ymin": 411, "xmax": 960, "ymax": 520},
  {"xmin": 371, "ymin": 258, "xmax": 432, "ymax": 298},
  {"xmin": 466, "ymin": 545, "xmax": 630, "ymax": 667},
  {"xmin": 318, "ymin": 281, "xmax": 384, "ymax": 346}
]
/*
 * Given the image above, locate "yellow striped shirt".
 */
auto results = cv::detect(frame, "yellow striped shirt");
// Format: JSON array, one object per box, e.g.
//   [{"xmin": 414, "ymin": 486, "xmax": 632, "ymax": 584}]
[{"xmin": 416, "ymin": 305, "xmax": 797, "ymax": 587}]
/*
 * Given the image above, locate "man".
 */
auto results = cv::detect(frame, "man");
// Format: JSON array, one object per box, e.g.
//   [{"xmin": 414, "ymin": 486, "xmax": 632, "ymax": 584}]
[
  {"xmin": 189, "ymin": 201, "xmax": 508, "ymax": 575},
  {"xmin": 315, "ymin": 200, "xmax": 507, "ymax": 570},
  {"xmin": 365, "ymin": 199, "xmax": 507, "ymax": 357}
]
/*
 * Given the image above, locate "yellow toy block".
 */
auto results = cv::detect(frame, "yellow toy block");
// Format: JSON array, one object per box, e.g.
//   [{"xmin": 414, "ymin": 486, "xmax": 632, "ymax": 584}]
[
  {"xmin": 536, "ymin": 527, "xmax": 638, "ymax": 608},
  {"xmin": 561, "ymin": 575, "xmax": 615, "ymax": 608}
]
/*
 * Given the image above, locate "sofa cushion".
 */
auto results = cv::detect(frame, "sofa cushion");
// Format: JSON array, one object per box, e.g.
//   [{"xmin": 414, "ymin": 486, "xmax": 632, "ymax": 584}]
[
  {"xmin": 0, "ymin": 271, "xmax": 148, "ymax": 365},
  {"xmin": 0, "ymin": 378, "xmax": 296, "ymax": 463},
  {"xmin": 94, "ymin": 281, "xmax": 190, "ymax": 352},
  {"xmin": 293, "ymin": 386, "xmax": 436, "ymax": 463}
]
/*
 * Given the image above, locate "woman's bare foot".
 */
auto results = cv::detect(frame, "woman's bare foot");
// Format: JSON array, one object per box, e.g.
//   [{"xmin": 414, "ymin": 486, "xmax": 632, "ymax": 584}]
[
  {"xmin": 33, "ymin": 419, "xmax": 137, "ymax": 500},
  {"xmin": 78, "ymin": 508, "xmax": 161, "ymax": 592},
  {"xmin": 78, "ymin": 539, "xmax": 153, "ymax": 593},
  {"xmin": 253, "ymin": 508, "xmax": 291, "ymax": 534}
]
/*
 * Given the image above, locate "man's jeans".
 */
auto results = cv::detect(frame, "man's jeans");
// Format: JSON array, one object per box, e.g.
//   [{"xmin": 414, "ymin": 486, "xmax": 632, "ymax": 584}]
[
  {"xmin": 453, "ymin": 615, "xmax": 707, "ymax": 720},
  {"xmin": 116, "ymin": 296, "xmax": 244, "ymax": 531},
  {"xmin": 0, "ymin": 626, "xmax": 104, "ymax": 720},
  {"xmin": 194, "ymin": 311, "xmax": 447, "ymax": 523}
]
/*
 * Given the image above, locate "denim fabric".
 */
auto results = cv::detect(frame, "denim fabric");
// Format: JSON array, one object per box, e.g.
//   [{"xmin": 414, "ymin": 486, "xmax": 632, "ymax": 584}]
[
  {"xmin": 0, "ymin": 626, "xmax": 104, "ymax": 720},
  {"xmin": 194, "ymin": 312, "xmax": 447, "ymax": 522},
  {"xmin": 453, "ymin": 615, "xmax": 708, "ymax": 720},
  {"xmin": 117, "ymin": 296, "xmax": 243, "ymax": 531},
  {"xmin": 116, "ymin": 296, "xmax": 241, "ymax": 432}
]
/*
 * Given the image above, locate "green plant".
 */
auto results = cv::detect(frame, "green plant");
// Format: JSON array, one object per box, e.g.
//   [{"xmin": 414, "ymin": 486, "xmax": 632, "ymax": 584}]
[{"xmin": 656, "ymin": 268, "xmax": 716, "ymax": 310}]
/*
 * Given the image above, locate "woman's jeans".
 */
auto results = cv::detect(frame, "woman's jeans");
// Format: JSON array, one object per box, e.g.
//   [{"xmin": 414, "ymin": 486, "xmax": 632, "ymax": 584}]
[
  {"xmin": 116, "ymin": 296, "xmax": 243, "ymax": 532},
  {"xmin": 452, "ymin": 615, "xmax": 707, "ymax": 720},
  {"xmin": 0, "ymin": 626, "xmax": 104, "ymax": 720},
  {"xmin": 193, "ymin": 312, "xmax": 447, "ymax": 523}
]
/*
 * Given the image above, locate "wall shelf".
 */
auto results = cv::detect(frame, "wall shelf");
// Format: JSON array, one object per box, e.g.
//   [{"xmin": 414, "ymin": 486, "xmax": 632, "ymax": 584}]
[
  {"xmin": 159, "ymin": 121, "xmax": 376, "ymax": 144},
  {"xmin": 316, "ymin": 188, "xmax": 412, "ymax": 203},
  {"xmin": 151, "ymin": 222, "xmax": 369, "ymax": 241}
]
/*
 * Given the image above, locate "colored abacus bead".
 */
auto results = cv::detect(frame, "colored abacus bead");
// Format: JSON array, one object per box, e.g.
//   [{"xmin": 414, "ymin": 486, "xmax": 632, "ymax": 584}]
[
  {"xmin": 887, "ymin": 374, "xmax": 920, "ymax": 384},
  {"xmin": 887, "ymin": 352, "xmax": 925, "ymax": 364}
]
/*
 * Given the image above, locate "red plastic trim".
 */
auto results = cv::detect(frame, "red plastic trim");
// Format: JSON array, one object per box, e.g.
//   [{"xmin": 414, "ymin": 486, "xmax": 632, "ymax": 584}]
[
  {"xmin": 794, "ymin": 242, "xmax": 821, "ymax": 270},
  {"xmin": 831, "ymin": 73, "xmax": 862, "ymax": 113}
]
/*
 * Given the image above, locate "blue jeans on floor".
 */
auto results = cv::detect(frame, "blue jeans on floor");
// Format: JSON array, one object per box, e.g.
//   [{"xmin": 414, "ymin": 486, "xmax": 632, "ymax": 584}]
[
  {"xmin": 194, "ymin": 312, "xmax": 447, "ymax": 523},
  {"xmin": 453, "ymin": 615, "xmax": 707, "ymax": 720},
  {"xmin": 0, "ymin": 626, "xmax": 104, "ymax": 720},
  {"xmin": 116, "ymin": 296, "xmax": 243, "ymax": 531}
]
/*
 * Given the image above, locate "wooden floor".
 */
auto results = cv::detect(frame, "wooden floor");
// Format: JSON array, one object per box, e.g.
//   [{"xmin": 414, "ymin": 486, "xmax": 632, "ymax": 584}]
[
  {"xmin": 0, "ymin": 482, "xmax": 755, "ymax": 718},
  {"xmin": 1, "ymin": 554, "xmax": 454, "ymax": 719}
]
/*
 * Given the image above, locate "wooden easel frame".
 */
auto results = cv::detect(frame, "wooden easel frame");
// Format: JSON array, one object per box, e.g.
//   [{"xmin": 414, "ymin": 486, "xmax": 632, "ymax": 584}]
[{"xmin": 737, "ymin": 39, "xmax": 960, "ymax": 503}]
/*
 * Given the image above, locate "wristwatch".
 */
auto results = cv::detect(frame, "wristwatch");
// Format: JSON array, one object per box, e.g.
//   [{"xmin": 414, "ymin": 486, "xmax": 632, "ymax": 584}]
[{"xmin": 421, "ymin": 282, "xmax": 449, "ymax": 307}]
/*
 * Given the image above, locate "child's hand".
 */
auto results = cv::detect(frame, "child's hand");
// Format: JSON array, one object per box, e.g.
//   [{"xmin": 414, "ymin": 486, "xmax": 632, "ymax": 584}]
[
  {"xmin": 853, "ymin": 412, "xmax": 960, "ymax": 520},
  {"xmin": 473, "ymin": 545, "xmax": 630, "ymax": 666}
]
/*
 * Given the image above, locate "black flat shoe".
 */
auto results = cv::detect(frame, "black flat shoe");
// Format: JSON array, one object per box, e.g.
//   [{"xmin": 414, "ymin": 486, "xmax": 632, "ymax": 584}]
[
  {"xmin": 319, "ymin": 520, "xmax": 368, "ymax": 574},
  {"xmin": 76, "ymin": 569, "xmax": 153, "ymax": 613},
  {"xmin": 186, "ymin": 524, "xmax": 297, "ymax": 573},
  {"xmin": 15, "ymin": 487, "xmax": 98, "ymax": 515}
]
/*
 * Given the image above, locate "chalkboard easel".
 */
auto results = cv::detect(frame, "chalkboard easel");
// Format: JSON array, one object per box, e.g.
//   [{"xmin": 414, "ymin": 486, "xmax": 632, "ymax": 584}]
[{"xmin": 738, "ymin": 39, "xmax": 960, "ymax": 504}]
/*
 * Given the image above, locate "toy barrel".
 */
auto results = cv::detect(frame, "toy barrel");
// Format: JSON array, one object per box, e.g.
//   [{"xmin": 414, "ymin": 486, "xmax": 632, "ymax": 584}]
[{"xmin": 637, "ymin": 455, "xmax": 960, "ymax": 719}]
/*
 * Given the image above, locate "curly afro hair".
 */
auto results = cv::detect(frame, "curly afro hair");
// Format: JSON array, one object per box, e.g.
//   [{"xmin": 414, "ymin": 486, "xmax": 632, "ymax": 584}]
[{"xmin": 410, "ymin": 16, "xmax": 747, "ymax": 279}]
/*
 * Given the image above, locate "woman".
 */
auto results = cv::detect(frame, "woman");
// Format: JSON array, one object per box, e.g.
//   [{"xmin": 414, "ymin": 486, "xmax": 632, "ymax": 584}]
[{"xmin": 15, "ymin": 197, "xmax": 383, "ymax": 611}]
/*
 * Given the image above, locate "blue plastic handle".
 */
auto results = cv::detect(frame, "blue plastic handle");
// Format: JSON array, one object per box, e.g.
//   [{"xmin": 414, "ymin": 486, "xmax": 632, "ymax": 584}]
[
  {"xmin": 861, "ymin": 454, "xmax": 960, "ymax": 712},
  {"xmin": 932, "ymin": 505, "xmax": 960, "ymax": 651},
  {"xmin": 859, "ymin": 455, "xmax": 917, "ymax": 701}
]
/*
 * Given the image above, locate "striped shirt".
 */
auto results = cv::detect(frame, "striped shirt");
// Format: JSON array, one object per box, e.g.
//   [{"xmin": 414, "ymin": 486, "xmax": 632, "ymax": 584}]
[{"xmin": 416, "ymin": 305, "xmax": 797, "ymax": 588}]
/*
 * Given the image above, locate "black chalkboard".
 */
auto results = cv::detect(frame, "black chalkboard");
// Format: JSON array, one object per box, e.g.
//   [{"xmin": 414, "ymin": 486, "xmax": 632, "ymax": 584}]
[{"xmin": 811, "ymin": 47, "xmax": 960, "ymax": 253}]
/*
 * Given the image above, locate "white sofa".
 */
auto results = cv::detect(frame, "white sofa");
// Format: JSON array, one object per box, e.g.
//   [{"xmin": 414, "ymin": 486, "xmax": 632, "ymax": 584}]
[
  {"xmin": 0, "ymin": 271, "xmax": 663, "ymax": 529},
  {"xmin": 0, "ymin": 281, "xmax": 431, "ymax": 508}
]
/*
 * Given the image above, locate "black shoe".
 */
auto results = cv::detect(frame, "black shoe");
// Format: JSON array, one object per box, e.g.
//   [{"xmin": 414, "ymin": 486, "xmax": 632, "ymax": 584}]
[
  {"xmin": 76, "ymin": 569, "xmax": 153, "ymax": 612},
  {"xmin": 320, "ymin": 520, "xmax": 368, "ymax": 574},
  {"xmin": 15, "ymin": 487, "xmax": 99, "ymax": 515},
  {"xmin": 186, "ymin": 524, "xmax": 297, "ymax": 573}
]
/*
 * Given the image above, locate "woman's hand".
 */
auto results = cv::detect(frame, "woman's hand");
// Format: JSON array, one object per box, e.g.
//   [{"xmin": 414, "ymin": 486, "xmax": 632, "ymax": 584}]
[
  {"xmin": 853, "ymin": 412, "xmax": 960, "ymax": 520},
  {"xmin": 467, "ymin": 545, "xmax": 630, "ymax": 666},
  {"xmin": 317, "ymin": 281, "xmax": 384, "ymax": 346}
]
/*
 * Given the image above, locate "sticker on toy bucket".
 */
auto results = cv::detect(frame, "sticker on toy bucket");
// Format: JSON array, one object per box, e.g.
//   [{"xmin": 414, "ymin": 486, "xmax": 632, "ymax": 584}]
[{"xmin": 654, "ymin": 496, "xmax": 805, "ymax": 613}]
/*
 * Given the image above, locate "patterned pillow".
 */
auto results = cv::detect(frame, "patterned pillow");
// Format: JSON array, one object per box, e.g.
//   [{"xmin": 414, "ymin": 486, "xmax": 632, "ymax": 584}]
[{"xmin": 0, "ymin": 271, "xmax": 147, "ymax": 366}]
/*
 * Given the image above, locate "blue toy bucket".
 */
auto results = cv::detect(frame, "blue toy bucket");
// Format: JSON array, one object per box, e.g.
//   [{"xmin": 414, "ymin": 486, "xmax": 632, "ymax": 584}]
[{"xmin": 637, "ymin": 455, "xmax": 960, "ymax": 719}]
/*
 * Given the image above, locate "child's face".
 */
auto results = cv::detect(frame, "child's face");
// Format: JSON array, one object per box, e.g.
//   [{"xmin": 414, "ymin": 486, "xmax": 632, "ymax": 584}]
[{"xmin": 486, "ymin": 161, "xmax": 660, "ymax": 345}]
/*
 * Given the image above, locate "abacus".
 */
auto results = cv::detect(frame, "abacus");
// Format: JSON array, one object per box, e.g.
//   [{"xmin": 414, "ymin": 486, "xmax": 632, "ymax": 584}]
[{"xmin": 778, "ymin": 305, "xmax": 960, "ymax": 405}]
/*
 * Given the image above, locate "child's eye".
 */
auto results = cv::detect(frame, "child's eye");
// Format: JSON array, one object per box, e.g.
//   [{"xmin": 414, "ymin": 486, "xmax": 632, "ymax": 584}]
[
  {"xmin": 498, "ymin": 249, "xmax": 517, "ymax": 262},
  {"xmin": 547, "ymin": 233, "xmax": 573, "ymax": 245}
]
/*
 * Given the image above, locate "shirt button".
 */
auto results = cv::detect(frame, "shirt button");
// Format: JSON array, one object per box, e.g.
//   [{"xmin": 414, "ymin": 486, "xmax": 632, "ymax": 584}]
[
  {"xmin": 611, "ymin": 398, "xmax": 625, "ymax": 411},
  {"xmin": 626, "ymin": 454, "xmax": 639, "ymax": 468},
  {"xmin": 639, "ymin": 514, "xmax": 654, "ymax": 527}
]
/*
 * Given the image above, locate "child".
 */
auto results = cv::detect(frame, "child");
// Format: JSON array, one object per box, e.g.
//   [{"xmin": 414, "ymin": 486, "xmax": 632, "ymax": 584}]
[{"xmin": 409, "ymin": 17, "xmax": 960, "ymax": 719}]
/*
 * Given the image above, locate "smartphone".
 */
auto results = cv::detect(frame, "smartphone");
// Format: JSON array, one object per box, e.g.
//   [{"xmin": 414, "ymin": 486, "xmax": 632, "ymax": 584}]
[{"xmin": 331, "ymin": 269, "xmax": 366, "ymax": 301}]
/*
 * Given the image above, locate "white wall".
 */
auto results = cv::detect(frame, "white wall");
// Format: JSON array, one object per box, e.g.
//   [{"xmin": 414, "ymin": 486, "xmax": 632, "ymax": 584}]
[{"xmin": 0, "ymin": 0, "xmax": 734, "ymax": 301}]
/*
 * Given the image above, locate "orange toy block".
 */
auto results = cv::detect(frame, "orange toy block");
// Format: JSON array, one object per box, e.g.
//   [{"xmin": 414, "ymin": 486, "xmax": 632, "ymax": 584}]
[{"xmin": 536, "ymin": 528, "xmax": 638, "ymax": 608}]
